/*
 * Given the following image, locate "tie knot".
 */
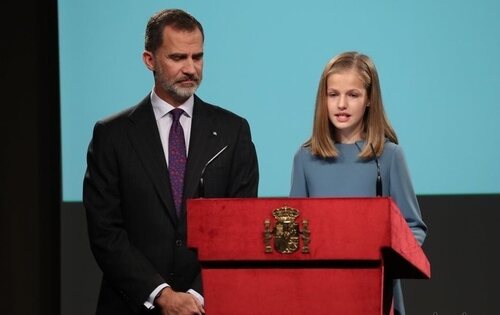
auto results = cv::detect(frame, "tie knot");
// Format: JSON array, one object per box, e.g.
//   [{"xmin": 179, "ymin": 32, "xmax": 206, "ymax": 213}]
[{"xmin": 170, "ymin": 108, "xmax": 184, "ymax": 122}]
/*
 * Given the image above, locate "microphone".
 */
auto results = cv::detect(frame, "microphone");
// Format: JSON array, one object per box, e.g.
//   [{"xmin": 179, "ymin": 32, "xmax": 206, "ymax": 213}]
[
  {"xmin": 370, "ymin": 143, "xmax": 383, "ymax": 197},
  {"xmin": 199, "ymin": 145, "xmax": 228, "ymax": 198}
]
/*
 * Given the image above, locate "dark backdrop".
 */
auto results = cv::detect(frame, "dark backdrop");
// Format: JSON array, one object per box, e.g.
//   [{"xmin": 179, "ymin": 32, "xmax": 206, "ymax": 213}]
[
  {"xmin": 2, "ymin": 1, "xmax": 499, "ymax": 314},
  {"xmin": 1, "ymin": 0, "xmax": 60, "ymax": 314},
  {"xmin": 61, "ymin": 196, "xmax": 500, "ymax": 315}
]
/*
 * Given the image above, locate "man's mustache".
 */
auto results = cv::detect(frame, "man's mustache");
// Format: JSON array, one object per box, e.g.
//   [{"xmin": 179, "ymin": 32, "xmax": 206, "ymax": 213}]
[{"xmin": 176, "ymin": 74, "xmax": 200, "ymax": 83}]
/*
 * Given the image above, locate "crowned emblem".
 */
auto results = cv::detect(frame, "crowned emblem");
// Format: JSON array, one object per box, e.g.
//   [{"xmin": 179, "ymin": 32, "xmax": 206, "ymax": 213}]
[{"xmin": 264, "ymin": 206, "xmax": 310, "ymax": 254}]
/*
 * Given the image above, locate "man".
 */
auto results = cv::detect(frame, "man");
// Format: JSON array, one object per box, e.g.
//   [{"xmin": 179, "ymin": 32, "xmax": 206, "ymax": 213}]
[{"xmin": 83, "ymin": 8, "xmax": 259, "ymax": 315}]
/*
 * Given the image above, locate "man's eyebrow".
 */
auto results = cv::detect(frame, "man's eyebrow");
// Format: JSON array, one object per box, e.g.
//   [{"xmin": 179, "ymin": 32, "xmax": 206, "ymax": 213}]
[
  {"xmin": 167, "ymin": 52, "xmax": 204, "ymax": 59},
  {"xmin": 168, "ymin": 53, "xmax": 188, "ymax": 59}
]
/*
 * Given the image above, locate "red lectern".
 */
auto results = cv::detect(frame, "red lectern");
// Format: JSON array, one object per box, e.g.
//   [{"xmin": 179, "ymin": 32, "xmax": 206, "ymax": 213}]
[{"xmin": 187, "ymin": 197, "xmax": 430, "ymax": 315}]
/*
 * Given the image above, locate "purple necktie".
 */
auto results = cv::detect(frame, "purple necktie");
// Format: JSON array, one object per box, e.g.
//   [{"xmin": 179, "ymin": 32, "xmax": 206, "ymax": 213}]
[{"xmin": 168, "ymin": 108, "xmax": 186, "ymax": 217}]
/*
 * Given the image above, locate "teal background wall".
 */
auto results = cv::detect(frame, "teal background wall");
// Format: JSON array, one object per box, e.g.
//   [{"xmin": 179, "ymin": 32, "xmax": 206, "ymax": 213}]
[{"xmin": 59, "ymin": 0, "xmax": 500, "ymax": 201}]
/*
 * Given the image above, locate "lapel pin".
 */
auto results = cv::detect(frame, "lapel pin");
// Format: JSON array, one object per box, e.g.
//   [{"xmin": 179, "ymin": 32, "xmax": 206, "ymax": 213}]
[{"xmin": 212, "ymin": 131, "xmax": 217, "ymax": 136}]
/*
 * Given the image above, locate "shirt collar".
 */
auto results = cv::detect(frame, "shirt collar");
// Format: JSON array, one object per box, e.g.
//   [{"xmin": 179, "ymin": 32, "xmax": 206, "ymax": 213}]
[{"xmin": 150, "ymin": 89, "xmax": 194, "ymax": 120}]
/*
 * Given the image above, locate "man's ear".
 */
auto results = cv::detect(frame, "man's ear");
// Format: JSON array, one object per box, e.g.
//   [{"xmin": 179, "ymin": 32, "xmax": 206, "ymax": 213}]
[{"xmin": 143, "ymin": 51, "xmax": 155, "ymax": 71}]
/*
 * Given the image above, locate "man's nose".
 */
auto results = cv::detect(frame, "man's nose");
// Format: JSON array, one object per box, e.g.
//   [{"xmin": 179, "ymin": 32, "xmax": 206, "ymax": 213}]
[{"xmin": 182, "ymin": 58, "xmax": 196, "ymax": 74}]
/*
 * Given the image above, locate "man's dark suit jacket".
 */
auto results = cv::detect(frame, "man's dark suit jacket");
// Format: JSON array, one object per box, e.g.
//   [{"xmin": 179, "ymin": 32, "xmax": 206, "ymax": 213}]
[{"xmin": 83, "ymin": 94, "xmax": 259, "ymax": 314}]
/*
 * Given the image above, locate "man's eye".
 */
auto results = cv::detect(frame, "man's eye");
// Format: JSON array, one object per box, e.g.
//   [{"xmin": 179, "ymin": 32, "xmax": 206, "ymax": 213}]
[{"xmin": 170, "ymin": 55, "xmax": 184, "ymax": 61}]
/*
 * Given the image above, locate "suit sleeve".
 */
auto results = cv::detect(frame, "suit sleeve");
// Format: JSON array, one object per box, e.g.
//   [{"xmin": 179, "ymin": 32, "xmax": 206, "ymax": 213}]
[
  {"xmin": 83, "ymin": 121, "xmax": 165, "ymax": 312},
  {"xmin": 227, "ymin": 117, "xmax": 259, "ymax": 197}
]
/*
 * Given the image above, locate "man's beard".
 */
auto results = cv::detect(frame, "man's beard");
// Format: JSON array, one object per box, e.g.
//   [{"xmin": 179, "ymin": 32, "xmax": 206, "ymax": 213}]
[{"xmin": 160, "ymin": 75, "xmax": 202, "ymax": 102}]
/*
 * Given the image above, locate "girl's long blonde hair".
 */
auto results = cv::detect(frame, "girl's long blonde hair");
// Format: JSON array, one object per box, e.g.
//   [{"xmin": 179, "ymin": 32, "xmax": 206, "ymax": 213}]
[{"xmin": 305, "ymin": 51, "xmax": 397, "ymax": 159}]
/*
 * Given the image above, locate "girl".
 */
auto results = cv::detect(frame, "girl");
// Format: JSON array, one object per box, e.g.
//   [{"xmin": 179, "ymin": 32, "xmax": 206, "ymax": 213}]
[{"xmin": 290, "ymin": 51, "xmax": 427, "ymax": 315}]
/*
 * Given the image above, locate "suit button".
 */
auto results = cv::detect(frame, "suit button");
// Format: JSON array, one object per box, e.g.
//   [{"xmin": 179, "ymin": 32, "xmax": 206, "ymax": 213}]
[{"xmin": 175, "ymin": 239, "xmax": 182, "ymax": 247}]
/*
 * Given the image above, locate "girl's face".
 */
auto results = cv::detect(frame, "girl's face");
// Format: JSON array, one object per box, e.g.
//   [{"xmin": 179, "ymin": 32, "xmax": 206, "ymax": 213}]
[{"xmin": 326, "ymin": 70, "xmax": 369, "ymax": 143}]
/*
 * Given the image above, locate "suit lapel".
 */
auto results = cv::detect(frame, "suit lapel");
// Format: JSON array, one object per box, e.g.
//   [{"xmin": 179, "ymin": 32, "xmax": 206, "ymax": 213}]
[
  {"xmin": 126, "ymin": 96, "xmax": 178, "ymax": 223},
  {"xmin": 184, "ymin": 96, "xmax": 223, "ymax": 199}
]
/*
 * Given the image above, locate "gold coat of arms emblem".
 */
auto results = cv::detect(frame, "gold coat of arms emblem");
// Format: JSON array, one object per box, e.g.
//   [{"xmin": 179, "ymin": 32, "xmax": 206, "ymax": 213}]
[{"xmin": 264, "ymin": 206, "xmax": 310, "ymax": 254}]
